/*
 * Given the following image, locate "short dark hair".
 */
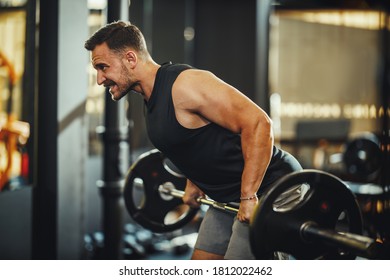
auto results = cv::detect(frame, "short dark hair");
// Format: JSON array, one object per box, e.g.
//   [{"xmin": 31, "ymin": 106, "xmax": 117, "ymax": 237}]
[{"xmin": 84, "ymin": 20, "xmax": 148, "ymax": 55}]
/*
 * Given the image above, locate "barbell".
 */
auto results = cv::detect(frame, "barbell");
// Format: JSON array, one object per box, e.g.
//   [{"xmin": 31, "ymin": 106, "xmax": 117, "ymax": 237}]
[{"xmin": 123, "ymin": 149, "xmax": 383, "ymax": 259}]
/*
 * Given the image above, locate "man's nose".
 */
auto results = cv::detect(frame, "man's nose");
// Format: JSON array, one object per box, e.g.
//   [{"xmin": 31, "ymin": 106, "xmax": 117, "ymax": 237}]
[{"xmin": 96, "ymin": 71, "xmax": 105, "ymax": 85}]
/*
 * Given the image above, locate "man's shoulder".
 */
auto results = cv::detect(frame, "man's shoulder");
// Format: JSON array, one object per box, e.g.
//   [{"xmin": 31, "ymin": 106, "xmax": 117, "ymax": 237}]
[{"xmin": 165, "ymin": 62, "xmax": 194, "ymax": 73}]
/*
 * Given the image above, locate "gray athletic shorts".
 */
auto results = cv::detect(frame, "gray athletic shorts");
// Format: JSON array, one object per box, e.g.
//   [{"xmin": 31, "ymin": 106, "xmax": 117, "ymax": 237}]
[{"xmin": 194, "ymin": 205, "xmax": 255, "ymax": 260}]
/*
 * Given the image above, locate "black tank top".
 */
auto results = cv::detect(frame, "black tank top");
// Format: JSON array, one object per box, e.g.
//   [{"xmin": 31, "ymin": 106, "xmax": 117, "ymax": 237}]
[{"xmin": 145, "ymin": 63, "xmax": 293, "ymax": 202}]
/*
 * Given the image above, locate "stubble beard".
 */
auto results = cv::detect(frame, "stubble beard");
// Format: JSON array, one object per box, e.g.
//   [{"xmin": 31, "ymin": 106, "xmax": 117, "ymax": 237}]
[{"xmin": 110, "ymin": 64, "xmax": 136, "ymax": 101}]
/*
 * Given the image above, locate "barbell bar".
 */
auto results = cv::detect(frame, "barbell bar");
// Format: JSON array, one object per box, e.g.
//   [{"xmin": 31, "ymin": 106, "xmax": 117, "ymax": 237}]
[
  {"xmin": 300, "ymin": 221, "xmax": 380, "ymax": 259},
  {"xmin": 158, "ymin": 183, "xmax": 239, "ymax": 214}
]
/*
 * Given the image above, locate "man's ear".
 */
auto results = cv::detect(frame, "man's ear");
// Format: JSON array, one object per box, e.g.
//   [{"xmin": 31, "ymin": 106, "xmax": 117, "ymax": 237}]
[{"xmin": 125, "ymin": 50, "xmax": 137, "ymax": 68}]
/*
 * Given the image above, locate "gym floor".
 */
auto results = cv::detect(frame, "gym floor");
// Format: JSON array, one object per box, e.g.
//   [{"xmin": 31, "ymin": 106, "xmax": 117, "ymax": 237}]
[{"xmin": 121, "ymin": 219, "xmax": 201, "ymax": 260}]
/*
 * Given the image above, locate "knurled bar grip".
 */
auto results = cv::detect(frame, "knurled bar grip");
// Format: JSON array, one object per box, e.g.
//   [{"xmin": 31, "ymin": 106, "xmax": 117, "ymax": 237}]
[{"xmin": 159, "ymin": 184, "xmax": 239, "ymax": 214}]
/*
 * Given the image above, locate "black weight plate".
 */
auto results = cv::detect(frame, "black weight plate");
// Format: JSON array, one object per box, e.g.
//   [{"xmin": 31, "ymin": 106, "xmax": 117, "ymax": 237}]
[
  {"xmin": 250, "ymin": 170, "xmax": 363, "ymax": 260},
  {"xmin": 124, "ymin": 149, "xmax": 198, "ymax": 233},
  {"xmin": 343, "ymin": 134, "xmax": 382, "ymax": 180}
]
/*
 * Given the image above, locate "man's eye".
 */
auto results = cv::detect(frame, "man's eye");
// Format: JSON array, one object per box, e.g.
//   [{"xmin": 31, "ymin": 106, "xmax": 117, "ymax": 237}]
[{"xmin": 95, "ymin": 64, "xmax": 107, "ymax": 71}]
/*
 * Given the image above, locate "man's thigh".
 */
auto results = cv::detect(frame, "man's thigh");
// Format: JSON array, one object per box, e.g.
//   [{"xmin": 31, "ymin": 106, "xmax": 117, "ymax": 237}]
[
  {"xmin": 194, "ymin": 207, "xmax": 235, "ymax": 256},
  {"xmin": 224, "ymin": 217, "xmax": 256, "ymax": 260}
]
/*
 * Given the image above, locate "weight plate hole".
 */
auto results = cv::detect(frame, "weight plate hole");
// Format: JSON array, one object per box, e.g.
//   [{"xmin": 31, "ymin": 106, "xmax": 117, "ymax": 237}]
[
  {"xmin": 164, "ymin": 205, "xmax": 192, "ymax": 225},
  {"xmin": 131, "ymin": 177, "xmax": 146, "ymax": 210},
  {"xmin": 163, "ymin": 158, "xmax": 186, "ymax": 178},
  {"xmin": 273, "ymin": 183, "xmax": 311, "ymax": 212}
]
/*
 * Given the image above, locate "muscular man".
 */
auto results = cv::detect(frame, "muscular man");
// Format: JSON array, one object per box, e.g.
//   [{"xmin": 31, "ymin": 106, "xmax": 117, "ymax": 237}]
[{"xmin": 84, "ymin": 21, "xmax": 302, "ymax": 259}]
